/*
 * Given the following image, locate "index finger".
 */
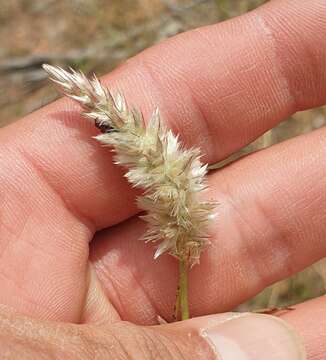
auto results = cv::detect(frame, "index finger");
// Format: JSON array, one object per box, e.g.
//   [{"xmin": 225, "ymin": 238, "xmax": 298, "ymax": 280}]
[{"xmin": 1, "ymin": 0, "xmax": 325, "ymax": 230}]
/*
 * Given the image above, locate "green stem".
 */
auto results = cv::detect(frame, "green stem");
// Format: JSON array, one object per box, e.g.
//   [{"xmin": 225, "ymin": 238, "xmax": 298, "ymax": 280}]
[
  {"xmin": 179, "ymin": 259, "xmax": 189, "ymax": 320},
  {"xmin": 174, "ymin": 284, "xmax": 180, "ymax": 321}
]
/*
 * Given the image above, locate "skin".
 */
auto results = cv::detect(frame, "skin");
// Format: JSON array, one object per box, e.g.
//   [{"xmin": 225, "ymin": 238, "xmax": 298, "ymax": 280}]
[{"xmin": 0, "ymin": 0, "xmax": 325, "ymax": 358}]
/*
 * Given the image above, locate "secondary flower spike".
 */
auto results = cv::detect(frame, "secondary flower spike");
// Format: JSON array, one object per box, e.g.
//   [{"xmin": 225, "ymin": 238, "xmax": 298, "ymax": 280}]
[{"xmin": 43, "ymin": 64, "xmax": 215, "ymax": 266}]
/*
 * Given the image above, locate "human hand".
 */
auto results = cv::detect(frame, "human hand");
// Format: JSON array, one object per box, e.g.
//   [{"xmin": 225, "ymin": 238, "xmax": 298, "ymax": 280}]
[{"xmin": 0, "ymin": 0, "xmax": 325, "ymax": 358}]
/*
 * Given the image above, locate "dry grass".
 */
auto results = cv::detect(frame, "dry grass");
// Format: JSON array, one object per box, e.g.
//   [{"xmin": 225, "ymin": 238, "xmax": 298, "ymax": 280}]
[{"xmin": 0, "ymin": 0, "xmax": 324, "ymax": 310}]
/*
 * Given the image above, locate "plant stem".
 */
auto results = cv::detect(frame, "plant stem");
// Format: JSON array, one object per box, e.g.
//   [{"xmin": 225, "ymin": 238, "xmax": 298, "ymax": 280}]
[
  {"xmin": 174, "ymin": 284, "xmax": 180, "ymax": 321},
  {"xmin": 179, "ymin": 258, "xmax": 189, "ymax": 320}
]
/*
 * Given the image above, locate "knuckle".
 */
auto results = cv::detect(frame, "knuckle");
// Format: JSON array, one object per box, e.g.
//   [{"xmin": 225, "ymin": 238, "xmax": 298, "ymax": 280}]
[{"xmin": 104, "ymin": 322, "xmax": 180, "ymax": 360}]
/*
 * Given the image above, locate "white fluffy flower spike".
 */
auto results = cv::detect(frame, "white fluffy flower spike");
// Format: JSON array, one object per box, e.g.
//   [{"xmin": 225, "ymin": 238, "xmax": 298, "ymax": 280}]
[{"xmin": 43, "ymin": 64, "xmax": 215, "ymax": 266}]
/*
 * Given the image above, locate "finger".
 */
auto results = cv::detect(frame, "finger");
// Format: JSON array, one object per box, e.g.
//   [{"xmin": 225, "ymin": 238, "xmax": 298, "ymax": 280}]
[
  {"xmin": 0, "ymin": 306, "xmax": 304, "ymax": 360},
  {"xmin": 91, "ymin": 125, "xmax": 326, "ymax": 324},
  {"xmin": 0, "ymin": 135, "xmax": 91, "ymax": 322},
  {"xmin": 1, "ymin": 0, "xmax": 325, "ymax": 230},
  {"xmin": 80, "ymin": 264, "xmax": 120, "ymax": 325}
]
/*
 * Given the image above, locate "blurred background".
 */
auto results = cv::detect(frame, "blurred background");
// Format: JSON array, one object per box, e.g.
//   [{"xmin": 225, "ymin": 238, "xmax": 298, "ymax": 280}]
[{"xmin": 0, "ymin": 0, "xmax": 325, "ymax": 311}]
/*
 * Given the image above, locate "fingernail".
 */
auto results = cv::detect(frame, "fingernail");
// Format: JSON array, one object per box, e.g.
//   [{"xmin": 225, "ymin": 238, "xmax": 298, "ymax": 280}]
[{"xmin": 201, "ymin": 313, "xmax": 306, "ymax": 359}]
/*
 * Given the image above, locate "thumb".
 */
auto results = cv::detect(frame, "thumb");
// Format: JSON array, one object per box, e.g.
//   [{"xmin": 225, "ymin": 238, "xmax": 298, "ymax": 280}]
[
  {"xmin": 159, "ymin": 312, "xmax": 306, "ymax": 359},
  {"xmin": 0, "ymin": 308, "xmax": 305, "ymax": 359}
]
